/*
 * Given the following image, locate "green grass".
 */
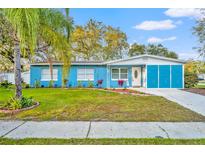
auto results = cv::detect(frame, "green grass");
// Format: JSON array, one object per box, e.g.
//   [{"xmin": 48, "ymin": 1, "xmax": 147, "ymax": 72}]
[
  {"xmin": 1, "ymin": 138, "xmax": 205, "ymax": 145},
  {"xmin": 196, "ymin": 84, "xmax": 205, "ymax": 89},
  {"xmin": 0, "ymin": 88, "xmax": 205, "ymax": 121},
  {"xmin": 196, "ymin": 81, "xmax": 205, "ymax": 88}
]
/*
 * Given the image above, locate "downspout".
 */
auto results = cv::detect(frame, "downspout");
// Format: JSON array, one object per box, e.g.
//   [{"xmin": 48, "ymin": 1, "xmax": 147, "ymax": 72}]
[
  {"xmin": 141, "ymin": 66, "xmax": 143, "ymax": 87},
  {"xmin": 145, "ymin": 64, "xmax": 147, "ymax": 88},
  {"xmin": 106, "ymin": 64, "xmax": 109, "ymax": 88}
]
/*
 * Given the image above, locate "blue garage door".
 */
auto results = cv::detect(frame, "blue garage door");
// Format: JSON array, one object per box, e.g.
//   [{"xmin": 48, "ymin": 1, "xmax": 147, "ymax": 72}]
[
  {"xmin": 171, "ymin": 65, "xmax": 183, "ymax": 88},
  {"xmin": 159, "ymin": 65, "xmax": 170, "ymax": 88},
  {"xmin": 147, "ymin": 65, "xmax": 158, "ymax": 88},
  {"xmin": 147, "ymin": 65, "xmax": 183, "ymax": 88}
]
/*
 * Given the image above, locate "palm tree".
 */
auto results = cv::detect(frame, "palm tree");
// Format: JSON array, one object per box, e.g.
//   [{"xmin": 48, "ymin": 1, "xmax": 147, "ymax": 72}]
[
  {"xmin": 3, "ymin": 9, "xmax": 72, "ymax": 99},
  {"xmin": 4, "ymin": 9, "xmax": 39, "ymax": 99}
]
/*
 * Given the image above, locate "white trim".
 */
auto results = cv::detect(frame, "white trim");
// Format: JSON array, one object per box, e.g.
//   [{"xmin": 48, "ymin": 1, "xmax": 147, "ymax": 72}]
[
  {"xmin": 111, "ymin": 68, "xmax": 128, "ymax": 81},
  {"xmin": 145, "ymin": 65, "xmax": 147, "ymax": 88},
  {"xmin": 31, "ymin": 63, "xmax": 103, "ymax": 66},
  {"xmin": 170, "ymin": 64, "xmax": 172, "ymax": 88},
  {"xmin": 77, "ymin": 79, "xmax": 94, "ymax": 81},
  {"xmin": 104, "ymin": 54, "xmax": 185, "ymax": 65},
  {"xmin": 30, "ymin": 54, "xmax": 186, "ymax": 66},
  {"xmin": 182, "ymin": 65, "xmax": 185, "ymax": 89},
  {"xmin": 41, "ymin": 79, "xmax": 58, "ymax": 81},
  {"xmin": 157, "ymin": 65, "xmax": 159, "ymax": 88}
]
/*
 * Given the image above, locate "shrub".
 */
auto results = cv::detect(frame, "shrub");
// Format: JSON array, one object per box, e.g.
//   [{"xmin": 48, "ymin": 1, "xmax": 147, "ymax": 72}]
[
  {"xmin": 88, "ymin": 80, "xmax": 94, "ymax": 88},
  {"xmin": 63, "ymin": 79, "xmax": 68, "ymax": 87},
  {"xmin": 184, "ymin": 72, "xmax": 199, "ymax": 88},
  {"xmin": 77, "ymin": 81, "xmax": 82, "ymax": 88},
  {"xmin": 21, "ymin": 97, "xmax": 34, "ymax": 108},
  {"xmin": 34, "ymin": 80, "xmax": 40, "ymax": 88},
  {"xmin": 0, "ymin": 80, "xmax": 12, "ymax": 88},
  {"xmin": 49, "ymin": 80, "xmax": 54, "ymax": 88},
  {"xmin": 22, "ymin": 82, "xmax": 30, "ymax": 89},
  {"xmin": 2, "ymin": 96, "xmax": 34, "ymax": 110}
]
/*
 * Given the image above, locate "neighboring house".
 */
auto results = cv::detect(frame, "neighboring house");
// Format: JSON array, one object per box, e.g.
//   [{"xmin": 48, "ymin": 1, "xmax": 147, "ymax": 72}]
[
  {"xmin": 30, "ymin": 54, "xmax": 185, "ymax": 88},
  {"xmin": 0, "ymin": 71, "xmax": 30, "ymax": 84},
  {"xmin": 198, "ymin": 74, "xmax": 205, "ymax": 80}
]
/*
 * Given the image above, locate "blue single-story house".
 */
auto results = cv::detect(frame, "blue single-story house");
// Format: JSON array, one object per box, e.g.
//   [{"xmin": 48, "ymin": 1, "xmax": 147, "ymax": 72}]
[{"xmin": 30, "ymin": 54, "xmax": 185, "ymax": 88}]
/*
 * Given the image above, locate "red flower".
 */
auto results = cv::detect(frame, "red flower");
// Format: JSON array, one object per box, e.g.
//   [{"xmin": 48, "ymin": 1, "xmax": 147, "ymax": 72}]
[{"xmin": 118, "ymin": 80, "xmax": 124, "ymax": 87}]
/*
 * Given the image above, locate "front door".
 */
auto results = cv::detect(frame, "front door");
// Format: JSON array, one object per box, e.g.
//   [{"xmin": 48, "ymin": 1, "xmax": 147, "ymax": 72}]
[{"xmin": 132, "ymin": 67, "xmax": 141, "ymax": 87}]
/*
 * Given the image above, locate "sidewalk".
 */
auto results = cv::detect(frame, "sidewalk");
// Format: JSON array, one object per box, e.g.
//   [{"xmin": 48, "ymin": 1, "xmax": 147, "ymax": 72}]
[{"xmin": 1, "ymin": 120, "xmax": 205, "ymax": 139}]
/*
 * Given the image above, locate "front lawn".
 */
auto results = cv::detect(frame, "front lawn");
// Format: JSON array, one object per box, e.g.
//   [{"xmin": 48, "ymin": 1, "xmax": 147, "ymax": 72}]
[
  {"xmin": 0, "ymin": 88, "xmax": 205, "ymax": 121},
  {"xmin": 1, "ymin": 138, "xmax": 205, "ymax": 145}
]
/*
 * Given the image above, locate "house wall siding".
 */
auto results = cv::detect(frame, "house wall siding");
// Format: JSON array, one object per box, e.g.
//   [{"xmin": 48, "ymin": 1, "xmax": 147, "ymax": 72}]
[
  {"xmin": 30, "ymin": 65, "xmax": 107, "ymax": 88},
  {"xmin": 68, "ymin": 65, "xmax": 107, "ymax": 88},
  {"xmin": 30, "ymin": 65, "xmax": 62, "ymax": 87}
]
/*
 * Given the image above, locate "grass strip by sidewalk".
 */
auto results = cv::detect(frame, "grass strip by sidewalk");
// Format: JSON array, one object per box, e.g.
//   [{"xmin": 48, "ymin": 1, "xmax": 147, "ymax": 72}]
[{"xmin": 1, "ymin": 138, "xmax": 205, "ymax": 145}]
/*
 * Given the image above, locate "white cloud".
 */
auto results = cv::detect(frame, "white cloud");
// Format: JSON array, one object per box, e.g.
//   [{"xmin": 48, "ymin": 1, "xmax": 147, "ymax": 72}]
[
  {"xmin": 134, "ymin": 20, "xmax": 176, "ymax": 30},
  {"xmin": 164, "ymin": 8, "xmax": 203, "ymax": 19},
  {"xmin": 147, "ymin": 36, "xmax": 176, "ymax": 43}
]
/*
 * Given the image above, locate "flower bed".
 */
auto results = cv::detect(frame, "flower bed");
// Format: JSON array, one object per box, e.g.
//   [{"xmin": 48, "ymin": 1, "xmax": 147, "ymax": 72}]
[
  {"xmin": 0, "ymin": 102, "xmax": 39, "ymax": 114},
  {"xmin": 107, "ymin": 88, "xmax": 150, "ymax": 96}
]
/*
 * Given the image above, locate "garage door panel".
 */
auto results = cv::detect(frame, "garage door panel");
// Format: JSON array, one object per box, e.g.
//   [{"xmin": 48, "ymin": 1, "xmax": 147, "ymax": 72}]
[
  {"xmin": 147, "ymin": 65, "xmax": 158, "ymax": 88},
  {"xmin": 171, "ymin": 65, "xmax": 183, "ymax": 88},
  {"xmin": 159, "ymin": 65, "xmax": 170, "ymax": 88}
]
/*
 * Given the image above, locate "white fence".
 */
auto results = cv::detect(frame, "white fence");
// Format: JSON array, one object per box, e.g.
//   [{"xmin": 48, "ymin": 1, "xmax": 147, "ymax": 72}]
[{"xmin": 0, "ymin": 71, "xmax": 30, "ymax": 84}]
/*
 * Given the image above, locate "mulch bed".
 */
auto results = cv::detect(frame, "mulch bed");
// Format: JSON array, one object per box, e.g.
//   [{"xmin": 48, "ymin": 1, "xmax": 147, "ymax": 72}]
[
  {"xmin": 0, "ymin": 102, "xmax": 40, "ymax": 114},
  {"xmin": 107, "ymin": 88, "xmax": 150, "ymax": 96},
  {"xmin": 183, "ymin": 88, "xmax": 205, "ymax": 96}
]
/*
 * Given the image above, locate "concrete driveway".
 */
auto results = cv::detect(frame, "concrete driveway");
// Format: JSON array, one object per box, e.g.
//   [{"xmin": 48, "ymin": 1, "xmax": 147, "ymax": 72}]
[{"xmin": 133, "ymin": 88, "xmax": 205, "ymax": 116}]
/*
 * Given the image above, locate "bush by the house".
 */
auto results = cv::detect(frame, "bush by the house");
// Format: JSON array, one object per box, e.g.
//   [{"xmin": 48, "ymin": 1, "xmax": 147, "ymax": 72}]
[
  {"xmin": 88, "ymin": 80, "xmax": 94, "ymax": 88},
  {"xmin": 63, "ymin": 79, "xmax": 68, "ymax": 87},
  {"xmin": 2, "ymin": 96, "xmax": 35, "ymax": 110},
  {"xmin": 34, "ymin": 80, "xmax": 41, "ymax": 88},
  {"xmin": 0, "ymin": 80, "xmax": 12, "ymax": 88},
  {"xmin": 22, "ymin": 81, "xmax": 30, "ymax": 89},
  {"xmin": 49, "ymin": 80, "xmax": 54, "ymax": 88},
  {"xmin": 184, "ymin": 72, "xmax": 199, "ymax": 88},
  {"xmin": 77, "ymin": 81, "xmax": 82, "ymax": 88}
]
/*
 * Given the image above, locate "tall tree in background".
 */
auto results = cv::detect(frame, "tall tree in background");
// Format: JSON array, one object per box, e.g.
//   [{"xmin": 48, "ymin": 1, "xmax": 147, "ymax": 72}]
[
  {"xmin": 193, "ymin": 9, "xmax": 205, "ymax": 58},
  {"xmin": 103, "ymin": 26, "xmax": 128, "ymax": 60},
  {"xmin": 71, "ymin": 19, "xmax": 103, "ymax": 60},
  {"xmin": 128, "ymin": 43, "xmax": 146, "ymax": 56},
  {"xmin": 128, "ymin": 43, "xmax": 178, "ymax": 59},
  {"xmin": 71, "ymin": 19, "xmax": 128, "ymax": 61}
]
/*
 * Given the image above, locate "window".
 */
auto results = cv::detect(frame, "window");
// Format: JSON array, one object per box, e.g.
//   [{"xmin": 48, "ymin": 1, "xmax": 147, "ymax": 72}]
[
  {"xmin": 77, "ymin": 68, "xmax": 94, "ymax": 81},
  {"xmin": 41, "ymin": 69, "xmax": 58, "ymax": 81},
  {"xmin": 111, "ymin": 68, "xmax": 128, "ymax": 80},
  {"xmin": 134, "ymin": 70, "xmax": 138, "ymax": 78}
]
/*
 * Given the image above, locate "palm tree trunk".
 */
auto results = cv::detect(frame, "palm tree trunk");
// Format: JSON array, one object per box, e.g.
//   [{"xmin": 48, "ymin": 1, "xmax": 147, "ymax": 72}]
[{"xmin": 14, "ymin": 43, "xmax": 22, "ymax": 99}]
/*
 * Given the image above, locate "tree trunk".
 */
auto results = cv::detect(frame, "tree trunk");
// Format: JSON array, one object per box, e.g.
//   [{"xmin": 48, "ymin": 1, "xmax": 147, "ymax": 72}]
[
  {"xmin": 48, "ymin": 57, "xmax": 53, "ymax": 81},
  {"xmin": 14, "ymin": 43, "xmax": 22, "ymax": 99}
]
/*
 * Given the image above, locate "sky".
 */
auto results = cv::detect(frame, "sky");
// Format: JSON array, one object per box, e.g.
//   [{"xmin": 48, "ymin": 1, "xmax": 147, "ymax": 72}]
[{"xmin": 69, "ymin": 8, "xmax": 203, "ymax": 60}]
